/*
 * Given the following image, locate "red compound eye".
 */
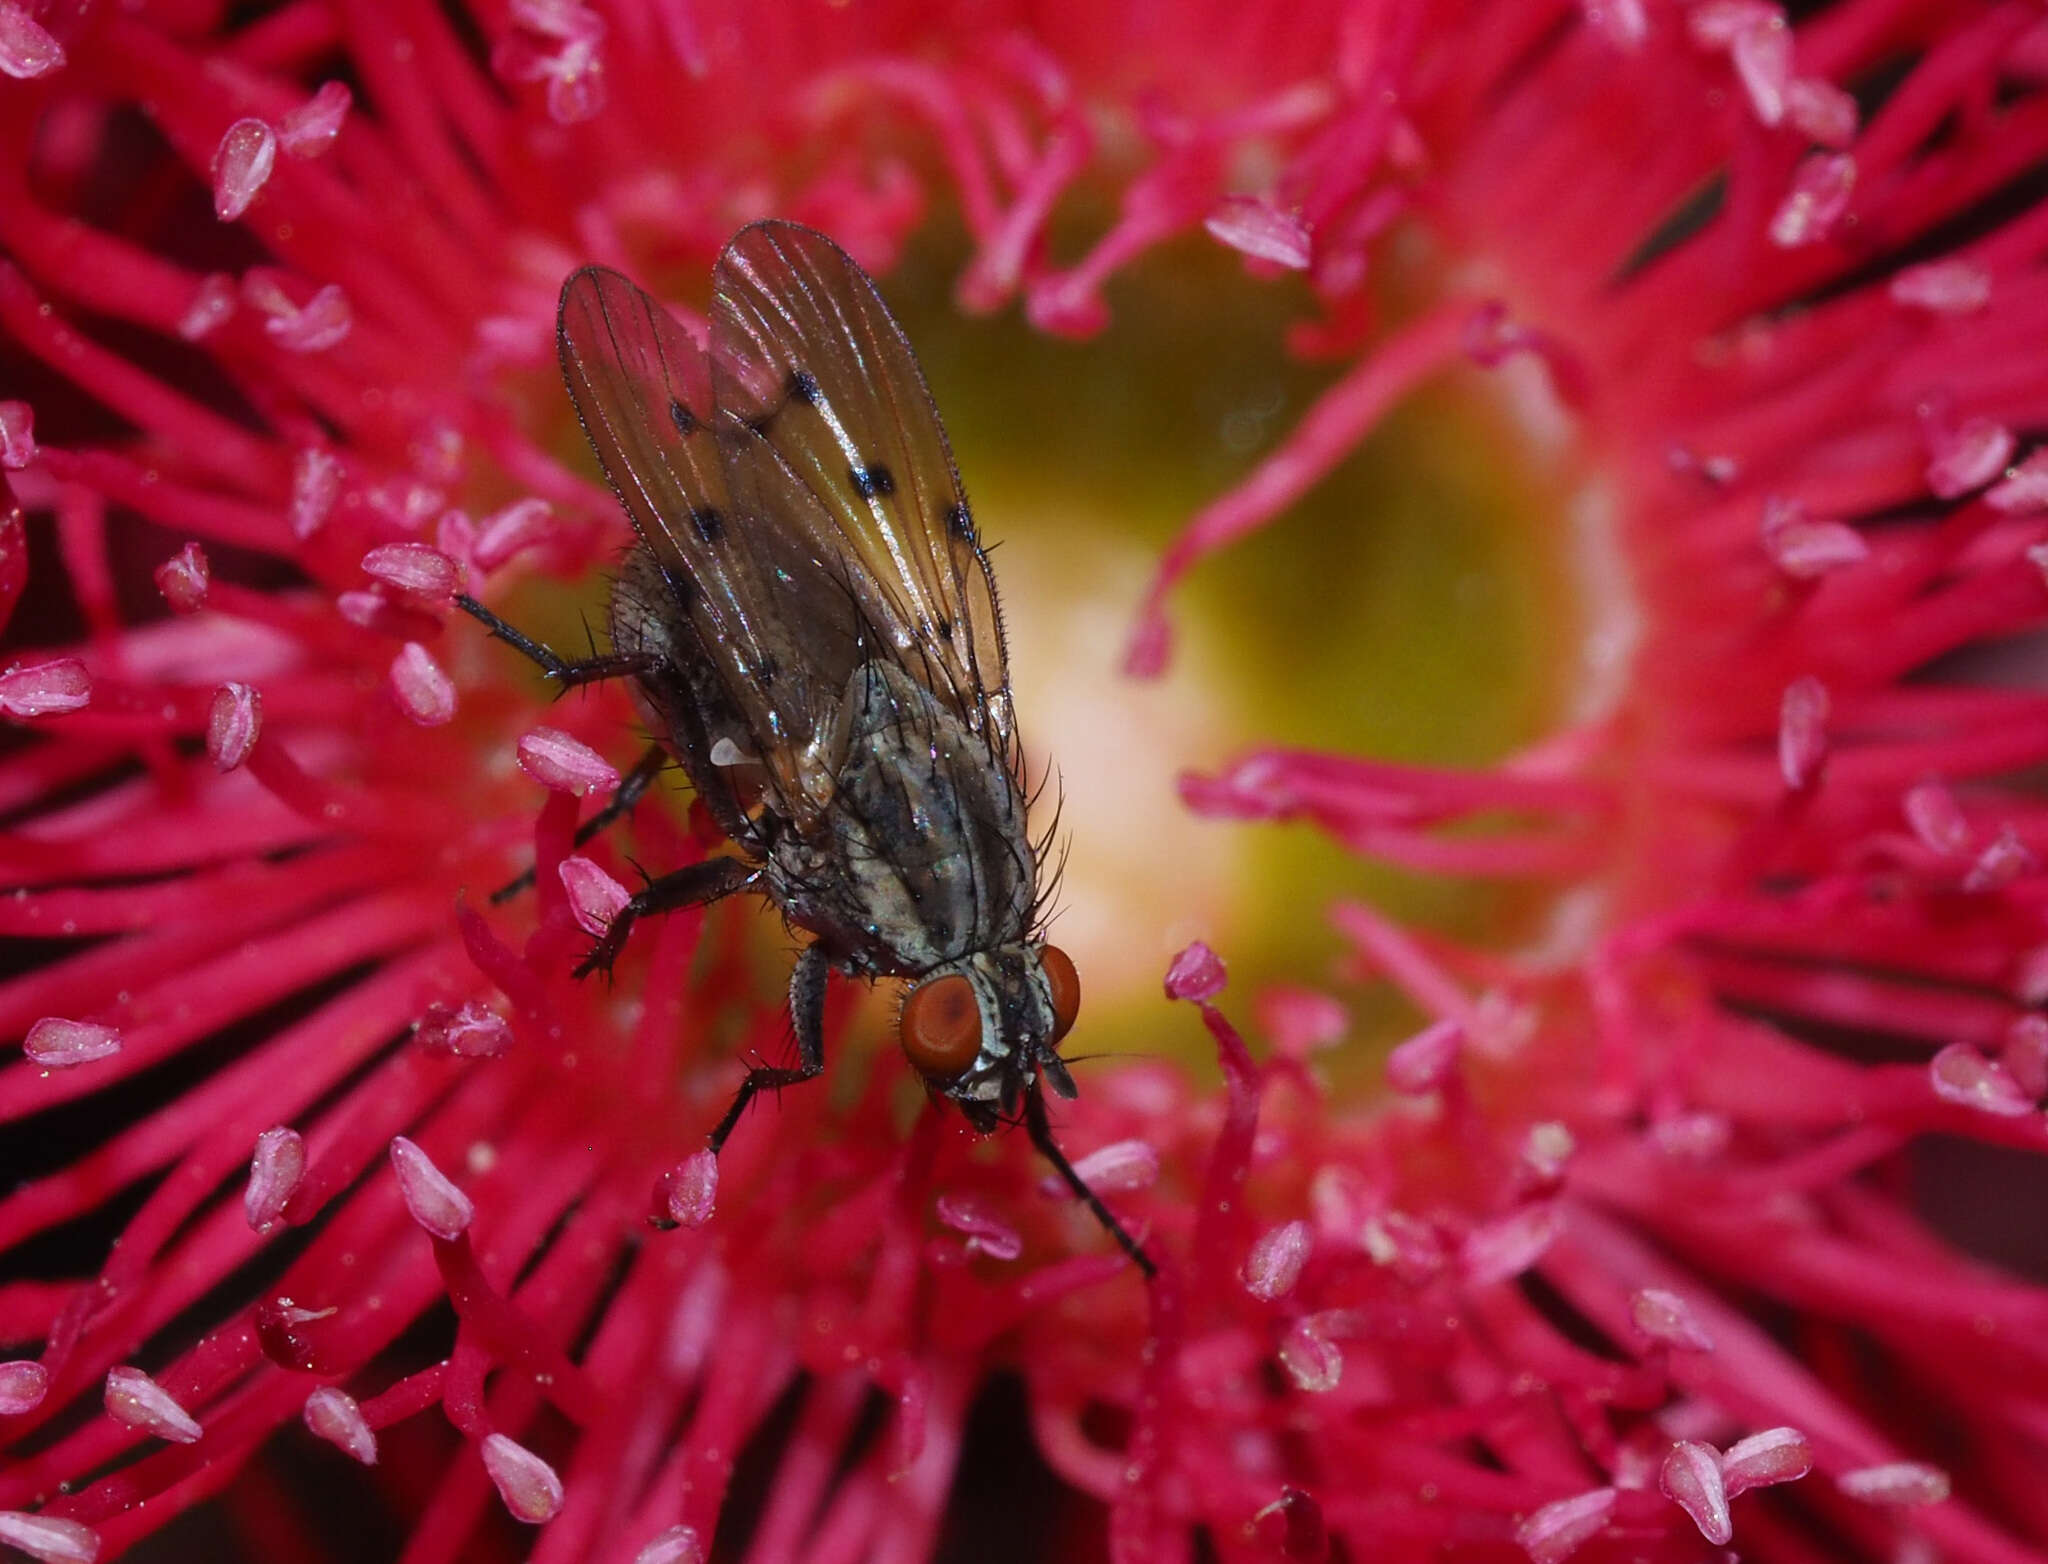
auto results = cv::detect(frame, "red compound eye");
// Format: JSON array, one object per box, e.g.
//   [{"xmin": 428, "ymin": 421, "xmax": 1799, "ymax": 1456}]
[
  {"xmin": 900, "ymin": 973, "xmax": 980, "ymax": 1079},
  {"xmin": 1040, "ymin": 944, "xmax": 1080, "ymax": 1044}
]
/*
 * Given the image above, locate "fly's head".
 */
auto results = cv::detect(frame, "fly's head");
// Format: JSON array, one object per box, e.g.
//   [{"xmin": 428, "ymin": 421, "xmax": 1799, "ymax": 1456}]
[{"xmin": 897, "ymin": 943, "xmax": 1081, "ymax": 1131}]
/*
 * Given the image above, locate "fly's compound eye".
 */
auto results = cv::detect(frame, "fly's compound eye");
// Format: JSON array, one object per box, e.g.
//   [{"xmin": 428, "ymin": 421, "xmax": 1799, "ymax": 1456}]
[
  {"xmin": 1040, "ymin": 944, "xmax": 1080, "ymax": 1044},
  {"xmin": 900, "ymin": 973, "xmax": 981, "ymax": 1080}
]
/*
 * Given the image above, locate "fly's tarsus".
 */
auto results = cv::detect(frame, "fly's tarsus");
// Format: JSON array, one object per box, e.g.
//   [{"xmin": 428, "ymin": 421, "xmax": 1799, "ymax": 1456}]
[{"xmin": 489, "ymin": 744, "xmax": 670, "ymax": 905}]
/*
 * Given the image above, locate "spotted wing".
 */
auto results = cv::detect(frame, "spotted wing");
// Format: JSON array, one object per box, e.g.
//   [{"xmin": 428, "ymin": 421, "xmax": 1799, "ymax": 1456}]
[
  {"xmin": 558, "ymin": 265, "xmax": 861, "ymax": 826},
  {"xmin": 707, "ymin": 221, "xmax": 1017, "ymax": 770}
]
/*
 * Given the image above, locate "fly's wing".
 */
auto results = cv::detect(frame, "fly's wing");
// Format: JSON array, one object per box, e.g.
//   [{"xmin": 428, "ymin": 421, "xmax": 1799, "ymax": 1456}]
[
  {"xmin": 559, "ymin": 266, "xmax": 863, "ymax": 826},
  {"xmin": 707, "ymin": 221, "xmax": 1017, "ymax": 774}
]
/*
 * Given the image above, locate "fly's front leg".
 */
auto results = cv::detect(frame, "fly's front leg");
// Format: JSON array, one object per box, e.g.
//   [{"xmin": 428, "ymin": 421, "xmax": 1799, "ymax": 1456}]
[
  {"xmin": 707, "ymin": 943, "xmax": 829, "ymax": 1153},
  {"xmin": 574, "ymin": 854, "xmax": 758, "ymax": 979},
  {"xmin": 455, "ymin": 593, "xmax": 663, "ymax": 690}
]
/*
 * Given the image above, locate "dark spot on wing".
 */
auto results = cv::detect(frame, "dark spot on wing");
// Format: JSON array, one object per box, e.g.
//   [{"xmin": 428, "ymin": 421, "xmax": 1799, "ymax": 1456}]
[
  {"xmin": 691, "ymin": 506, "xmax": 724, "ymax": 543},
  {"xmin": 744, "ymin": 408, "xmax": 776, "ymax": 436},
  {"xmin": 944, "ymin": 502, "xmax": 973, "ymax": 541},
  {"xmin": 756, "ymin": 653, "xmax": 778, "ymax": 685},
  {"xmin": 669, "ymin": 398, "xmax": 698, "ymax": 436},
  {"xmin": 786, "ymin": 369, "xmax": 820, "ymax": 405},
  {"xmin": 935, "ymin": 616, "xmax": 953, "ymax": 639},
  {"xmin": 850, "ymin": 463, "xmax": 895, "ymax": 500},
  {"xmin": 657, "ymin": 561, "xmax": 696, "ymax": 608}
]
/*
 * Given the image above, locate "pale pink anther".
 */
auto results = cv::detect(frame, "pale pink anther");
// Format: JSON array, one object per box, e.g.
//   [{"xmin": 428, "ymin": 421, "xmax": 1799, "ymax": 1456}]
[
  {"xmin": 1520, "ymin": 1122, "xmax": 1575, "ymax": 1183},
  {"xmin": 1242, "ymin": 1219, "xmax": 1312, "ymax": 1300},
  {"xmin": 1204, "ymin": 196, "xmax": 1312, "ymax": 269},
  {"xmin": 1047, "ymin": 1138, "xmax": 1160, "ymax": 1197},
  {"xmin": 177, "ymin": 273, "xmax": 238, "ymax": 341},
  {"xmin": 1785, "ymin": 77, "xmax": 1858, "ymax": 146},
  {"xmin": 415, "ymin": 1000, "xmax": 513, "ymax": 1059},
  {"xmin": 1769, "ymin": 153, "xmax": 1856, "ymax": 247},
  {"xmin": 1651, "ymin": 1111, "xmax": 1733, "ymax": 1159},
  {"xmin": 935, "ymin": 1192, "xmax": 1024, "ymax": 1260},
  {"xmin": 0, "ymin": 1511, "xmax": 99, "ymax": 1564},
  {"xmin": 155, "ymin": 542, "xmax": 209, "ymax": 611},
  {"xmin": 1362, "ymin": 1208, "xmax": 1446, "ymax": 1281},
  {"xmin": 435, "ymin": 509, "xmax": 476, "ymax": 568},
  {"xmin": 1256, "ymin": 985, "xmax": 1348, "ymax": 1056},
  {"xmin": 474, "ymin": 497, "xmax": 555, "ymax": 570},
  {"xmin": 518, "ymin": 727, "xmax": 619, "ymax": 797},
  {"xmin": 244, "ymin": 1125, "xmax": 304, "ymax": 1231},
  {"xmin": 1164, "ymin": 940, "xmax": 1227, "ymax": 1000},
  {"xmin": 389, "ymin": 1136, "xmax": 474, "ymax": 1240},
  {"xmin": 481, "ymin": 1432, "xmax": 565, "ymax": 1522},
  {"xmin": 2000, "ymin": 1014, "xmax": 2048, "ymax": 1098},
  {"xmin": 0, "ymin": 2, "xmax": 65, "ymax": 79},
  {"xmin": 1386, "ymin": 1017, "xmax": 1463, "ymax": 1093},
  {"xmin": 24, "ymin": 1017, "xmax": 121, "ymax": 1067},
  {"xmin": 1836, "ymin": 1461, "xmax": 1950, "ymax": 1506},
  {"xmin": 0, "ymin": 400, "xmax": 35, "ymax": 469},
  {"xmin": 1927, "ymin": 416, "xmax": 2015, "ymax": 499},
  {"xmin": 1963, "ymin": 825, "xmax": 2032, "ymax": 892},
  {"xmin": 1720, "ymin": 1427, "xmax": 1813, "ymax": 1496},
  {"xmin": 1515, "ymin": 1488, "xmax": 1615, "ymax": 1564},
  {"xmin": 1778, "ymin": 675, "xmax": 1828, "ymax": 790},
  {"xmin": 208, "ymin": 682, "xmax": 262, "ymax": 771},
  {"xmin": 1729, "ymin": 17, "xmax": 1790, "ymax": 125},
  {"xmin": 1579, "ymin": 0, "xmax": 1646, "ymax": 49},
  {"xmin": 559, "ymin": 855, "xmax": 629, "ymax": 936},
  {"xmin": 278, "ymin": 81, "xmax": 351, "ymax": 157},
  {"xmin": 654, "ymin": 1151, "xmax": 719, "ymax": 1229},
  {"xmin": 1890, "ymin": 258, "xmax": 1990, "ymax": 315},
  {"xmin": 1686, "ymin": 0, "xmax": 1776, "ymax": 49},
  {"xmin": 1631, "ymin": 1287, "xmax": 1714, "ymax": 1351},
  {"xmin": 1660, "ymin": 1440, "xmax": 1732, "ymax": 1544},
  {"xmin": 211, "ymin": 118, "xmax": 276, "ymax": 221},
  {"xmin": 1277, "ymin": 1312, "xmax": 1345, "ymax": 1392},
  {"xmin": 1462, "ymin": 1202, "xmax": 1562, "ymax": 1286},
  {"xmin": 1903, "ymin": 782, "xmax": 1971, "ymax": 856},
  {"xmin": 264, "ymin": 283, "xmax": 352, "ymax": 352},
  {"xmin": 104, "ymin": 1365, "xmax": 202, "ymax": 1443},
  {"xmin": 302, "ymin": 1386, "xmax": 377, "ymax": 1465},
  {"xmin": 1928, "ymin": 1044, "xmax": 2032, "ymax": 1117},
  {"xmin": 289, "ymin": 447, "xmax": 342, "ymax": 539},
  {"xmin": 1986, "ymin": 450, "xmax": 2048, "ymax": 513},
  {"xmin": 362, "ymin": 541, "xmax": 463, "ymax": 598},
  {"xmin": 0, "ymin": 1360, "xmax": 50, "ymax": 1415},
  {"xmin": 390, "ymin": 643, "xmax": 456, "ymax": 726},
  {"xmin": 0, "ymin": 658, "xmax": 90, "ymax": 717},
  {"xmin": 1761, "ymin": 497, "xmax": 1866, "ymax": 578},
  {"xmin": 633, "ymin": 1525, "xmax": 704, "ymax": 1564}
]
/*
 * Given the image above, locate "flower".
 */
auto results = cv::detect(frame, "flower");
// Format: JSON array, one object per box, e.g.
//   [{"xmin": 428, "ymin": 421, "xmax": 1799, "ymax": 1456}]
[{"xmin": 4, "ymin": 3, "xmax": 2048, "ymax": 1564}]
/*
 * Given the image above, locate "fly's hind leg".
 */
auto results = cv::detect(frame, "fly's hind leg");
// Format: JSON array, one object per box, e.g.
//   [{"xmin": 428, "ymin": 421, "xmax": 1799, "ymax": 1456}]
[
  {"xmin": 707, "ymin": 943, "xmax": 829, "ymax": 1153},
  {"xmin": 574, "ymin": 854, "xmax": 759, "ymax": 979},
  {"xmin": 492, "ymin": 743, "xmax": 669, "ymax": 904}
]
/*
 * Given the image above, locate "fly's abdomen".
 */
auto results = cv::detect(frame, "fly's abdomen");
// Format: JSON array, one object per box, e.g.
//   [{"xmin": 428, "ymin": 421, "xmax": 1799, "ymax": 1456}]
[{"xmin": 773, "ymin": 660, "xmax": 1032, "ymax": 971}]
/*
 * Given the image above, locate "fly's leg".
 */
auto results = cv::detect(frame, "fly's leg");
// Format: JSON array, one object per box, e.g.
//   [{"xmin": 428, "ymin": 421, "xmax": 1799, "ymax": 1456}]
[
  {"xmin": 1026, "ymin": 1088, "xmax": 1158, "ymax": 1279},
  {"xmin": 707, "ymin": 943, "xmax": 829, "ymax": 1153},
  {"xmin": 454, "ymin": 593, "xmax": 664, "ymax": 690},
  {"xmin": 574, "ymin": 854, "xmax": 759, "ymax": 979},
  {"xmin": 491, "ymin": 744, "xmax": 668, "ymax": 905}
]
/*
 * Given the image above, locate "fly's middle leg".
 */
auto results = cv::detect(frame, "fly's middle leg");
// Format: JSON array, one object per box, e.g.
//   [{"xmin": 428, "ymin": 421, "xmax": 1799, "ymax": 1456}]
[{"xmin": 707, "ymin": 943, "xmax": 829, "ymax": 1153}]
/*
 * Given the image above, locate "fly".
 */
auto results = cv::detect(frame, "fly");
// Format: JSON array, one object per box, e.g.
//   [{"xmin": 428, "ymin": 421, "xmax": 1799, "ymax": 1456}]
[{"xmin": 456, "ymin": 221, "xmax": 1153, "ymax": 1278}]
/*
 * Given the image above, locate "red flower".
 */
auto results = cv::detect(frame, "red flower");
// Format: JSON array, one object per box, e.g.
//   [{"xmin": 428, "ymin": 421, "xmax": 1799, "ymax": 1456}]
[{"xmin": 4, "ymin": 2, "xmax": 2048, "ymax": 1562}]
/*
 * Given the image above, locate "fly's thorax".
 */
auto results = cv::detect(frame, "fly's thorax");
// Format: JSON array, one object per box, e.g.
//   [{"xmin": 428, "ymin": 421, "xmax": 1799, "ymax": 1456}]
[{"xmin": 898, "ymin": 944, "xmax": 1079, "ymax": 1132}]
